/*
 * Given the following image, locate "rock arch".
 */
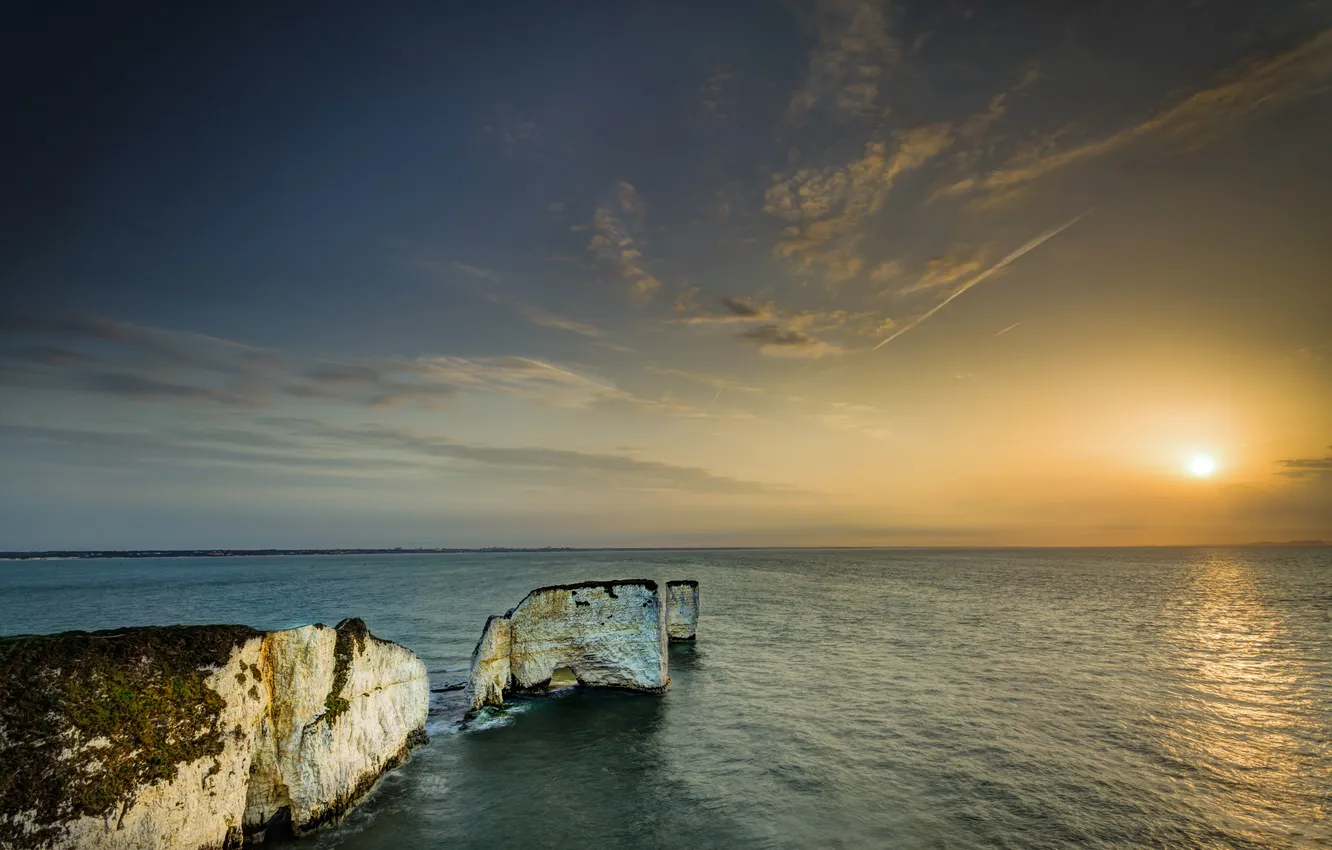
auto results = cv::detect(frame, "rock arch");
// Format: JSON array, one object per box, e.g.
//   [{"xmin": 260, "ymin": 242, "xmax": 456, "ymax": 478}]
[{"xmin": 465, "ymin": 580, "xmax": 669, "ymax": 716}]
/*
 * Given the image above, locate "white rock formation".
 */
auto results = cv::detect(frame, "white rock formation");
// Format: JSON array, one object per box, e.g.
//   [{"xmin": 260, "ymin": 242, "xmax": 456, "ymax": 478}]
[
  {"xmin": 665, "ymin": 580, "xmax": 699, "ymax": 641},
  {"xmin": 466, "ymin": 580, "xmax": 669, "ymax": 716},
  {"xmin": 0, "ymin": 618, "xmax": 428, "ymax": 850}
]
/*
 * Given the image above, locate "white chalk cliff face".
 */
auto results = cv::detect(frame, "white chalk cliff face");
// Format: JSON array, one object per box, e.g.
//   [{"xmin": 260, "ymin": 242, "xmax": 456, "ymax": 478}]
[
  {"xmin": 0, "ymin": 618, "xmax": 428, "ymax": 850},
  {"xmin": 467, "ymin": 580, "xmax": 669, "ymax": 715},
  {"xmin": 666, "ymin": 580, "xmax": 699, "ymax": 641}
]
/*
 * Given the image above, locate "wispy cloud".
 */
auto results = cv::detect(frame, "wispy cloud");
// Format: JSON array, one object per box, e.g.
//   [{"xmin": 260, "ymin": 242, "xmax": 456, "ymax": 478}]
[
  {"xmin": 0, "ymin": 420, "xmax": 793, "ymax": 495},
  {"xmin": 285, "ymin": 361, "xmax": 458, "ymax": 409},
  {"xmin": 787, "ymin": 0, "xmax": 900, "ymax": 123},
  {"xmin": 673, "ymin": 282, "xmax": 700, "ymax": 313},
  {"xmin": 1278, "ymin": 446, "xmax": 1332, "ymax": 477},
  {"xmin": 890, "ymin": 244, "xmax": 993, "ymax": 296},
  {"xmin": 406, "ymin": 356, "xmax": 620, "ymax": 408},
  {"xmin": 444, "ymin": 261, "xmax": 630, "ymax": 350},
  {"xmin": 0, "ymin": 314, "xmax": 644, "ymax": 412},
  {"xmin": 738, "ymin": 324, "xmax": 844, "ymax": 358},
  {"xmin": 676, "ymin": 295, "xmax": 780, "ymax": 325},
  {"xmin": 937, "ymin": 30, "xmax": 1332, "ymax": 206},
  {"xmin": 617, "ymin": 181, "xmax": 646, "ymax": 223},
  {"xmin": 647, "ymin": 366, "xmax": 763, "ymax": 393},
  {"xmin": 699, "ymin": 68, "xmax": 734, "ymax": 121},
  {"xmin": 765, "ymin": 125, "xmax": 955, "ymax": 287},
  {"xmin": 873, "ymin": 212, "xmax": 1087, "ymax": 350},
  {"xmin": 674, "ymin": 292, "xmax": 885, "ymax": 355},
  {"xmin": 452, "ymin": 262, "xmax": 497, "ymax": 280},
  {"xmin": 485, "ymin": 104, "xmax": 543, "ymax": 159},
  {"xmin": 819, "ymin": 401, "xmax": 890, "ymax": 439},
  {"xmin": 587, "ymin": 185, "xmax": 661, "ymax": 300},
  {"xmin": 0, "ymin": 314, "xmax": 284, "ymax": 406}
]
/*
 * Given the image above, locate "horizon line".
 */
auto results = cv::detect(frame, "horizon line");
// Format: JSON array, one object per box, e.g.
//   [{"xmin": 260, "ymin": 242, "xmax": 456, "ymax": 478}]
[{"xmin": 2, "ymin": 540, "xmax": 1327, "ymax": 560}]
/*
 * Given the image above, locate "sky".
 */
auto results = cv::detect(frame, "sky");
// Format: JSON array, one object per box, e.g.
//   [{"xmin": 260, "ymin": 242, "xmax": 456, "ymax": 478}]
[{"xmin": 2, "ymin": 0, "xmax": 1331, "ymax": 549}]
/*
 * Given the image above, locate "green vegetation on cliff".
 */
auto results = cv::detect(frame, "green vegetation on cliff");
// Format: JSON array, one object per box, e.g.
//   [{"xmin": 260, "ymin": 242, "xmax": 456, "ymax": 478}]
[{"xmin": 0, "ymin": 625, "xmax": 259, "ymax": 849}]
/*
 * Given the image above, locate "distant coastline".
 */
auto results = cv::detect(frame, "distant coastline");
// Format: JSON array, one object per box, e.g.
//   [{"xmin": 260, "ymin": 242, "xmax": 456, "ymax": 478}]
[{"xmin": 0, "ymin": 541, "xmax": 1326, "ymax": 560}]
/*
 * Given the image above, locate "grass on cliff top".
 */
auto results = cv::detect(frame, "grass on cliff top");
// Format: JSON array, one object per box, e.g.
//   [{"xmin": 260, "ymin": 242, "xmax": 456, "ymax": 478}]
[{"xmin": 0, "ymin": 624, "xmax": 259, "ymax": 850}]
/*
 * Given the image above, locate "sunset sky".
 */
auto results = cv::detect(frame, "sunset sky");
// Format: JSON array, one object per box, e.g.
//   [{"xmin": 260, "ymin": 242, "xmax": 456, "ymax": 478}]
[{"xmin": 2, "ymin": 0, "xmax": 1330, "ymax": 548}]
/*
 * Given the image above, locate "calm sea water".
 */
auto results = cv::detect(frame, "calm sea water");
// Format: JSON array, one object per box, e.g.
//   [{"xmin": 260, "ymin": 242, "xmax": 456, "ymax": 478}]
[{"xmin": 2, "ymin": 548, "xmax": 1329, "ymax": 849}]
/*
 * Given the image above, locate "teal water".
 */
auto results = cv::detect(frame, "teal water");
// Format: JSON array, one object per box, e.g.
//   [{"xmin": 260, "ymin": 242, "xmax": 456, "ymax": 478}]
[{"xmin": 2, "ymin": 548, "xmax": 1330, "ymax": 848}]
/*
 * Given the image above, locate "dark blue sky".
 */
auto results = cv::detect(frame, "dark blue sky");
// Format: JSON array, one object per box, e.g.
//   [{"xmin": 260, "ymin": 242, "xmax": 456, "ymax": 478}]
[{"xmin": 3, "ymin": 0, "xmax": 1330, "ymax": 548}]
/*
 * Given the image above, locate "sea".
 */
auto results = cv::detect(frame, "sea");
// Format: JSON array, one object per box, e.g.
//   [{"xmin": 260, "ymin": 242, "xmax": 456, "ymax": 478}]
[{"xmin": 1, "ymin": 548, "xmax": 1329, "ymax": 849}]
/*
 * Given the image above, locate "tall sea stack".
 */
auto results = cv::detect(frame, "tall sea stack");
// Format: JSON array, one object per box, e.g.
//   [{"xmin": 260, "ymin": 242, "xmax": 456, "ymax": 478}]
[{"xmin": 665, "ymin": 580, "xmax": 699, "ymax": 641}]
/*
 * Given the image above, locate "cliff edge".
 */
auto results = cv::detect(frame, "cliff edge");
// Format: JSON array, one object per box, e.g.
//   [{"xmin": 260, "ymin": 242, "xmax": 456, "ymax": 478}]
[{"xmin": 0, "ymin": 618, "xmax": 428, "ymax": 849}]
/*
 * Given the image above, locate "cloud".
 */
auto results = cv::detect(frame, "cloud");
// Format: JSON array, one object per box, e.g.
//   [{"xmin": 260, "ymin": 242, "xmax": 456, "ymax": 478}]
[
  {"xmin": 0, "ymin": 314, "xmax": 283, "ymax": 406},
  {"xmin": 452, "ymin": 262, "xmax": 497, "ymax": 280},
  {"xmin": 4, "ymin": 344, "xmax": 94, "ymax": 366},
  {"xmin": 869, "ymin": 259, "xmax": 903, "ymax": 283},
  {"xmin": 820, "ymin": 401, "xmax": 890, "ymax": 439},
  {"xmin": 513, "ymin": 306, "xmax": 606, "ymax": 340},
  {"xmin": 441, "ymin": 260, "xmax": 627, "ymax": 348},
  {"xmin": 587, "ymin": 202, "xmax": 661, "ymax": 300},
  {"xmin": 405, "ymin": 356, "xmax": 751, "ymax": 420},
  {"xmin": 891, "ymin": 244, "xmax": 992, "ymax": 296},
  {"xmin": 699, "ymin": 69, "xmax": 734, "ymax": 120},
  {"xmin": 738, "ymin": 324, "xmax": 844, "ymax": 358},
  {"xmin": 485, "ymin": 105, "xmax": 543, "ymax": 159},
  {"xmin": 0, "ymin": 314, "xmax": 273, "ymax": 375},
  {"xmin": 764, "ymin": 125, "xmax": 955, "ymax": 286},
  {"xmin": 406, "ymin": 356, "xmax": 622, "ymax": 408},
  {"xmin": 676, "ymin": 295, "xmax": 780, "ymax": 325},
  {"xmin": 286, "ymin": 362, "xmax": 459, "ymax": 409},
  {"xmin": 960, "ymin": 94, "xmax": 1008, "ymax": 141},
  {"xmin": 0, "ymin": 314, "xmax": 753, "ymax": 423},
  {"xmin": 74, "ymin": 371, "xmax": 258, "ymax": 405},
  {"xmin": 939, "ymin": 30, "xmax": 1332, "ymax": 205},
  {"xmin": 646, "ymin": 367, "xmax": 762, "ymax": 393},
  {"xmin": 0, "ymin": 423, "xmax": 427, "ymax": 479},
  {"xmin": 1278, "ymin": 446, "xmax": 1332, "ymax": 477},
  {"xmin": 0, "ymin": 421, "xmax": 792, "ymax": 495},
  {"xmin": 787, "ymin": 0, "xmax": 900, "ymax": 123},
  {"xmin": 721, "ymin": 296, "xmax": 765, "ymax": 317},
  {"xmin": 951, "ymin": 67, "xmax": 1039, "ymax": 167},
  {"xmin": 673, "ymin": 293, "xmax": 886, "ymax": 355},
  {"xmin": 617, "ymin": 181, "xmax": 645, "ymax": 219},
  {"xmin": 674, "ymin": 283, "xmax": 699, "ymax": 313},
  {"xmin": 267, "ymin": 419, "xmax": 788, "ymax": 493}
]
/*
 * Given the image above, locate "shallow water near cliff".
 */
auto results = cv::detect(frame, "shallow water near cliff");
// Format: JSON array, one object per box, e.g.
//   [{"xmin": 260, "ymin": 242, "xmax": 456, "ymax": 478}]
[{"xmin": 2, "ymin": 548, "xmax": 1330, "ymax": 849}]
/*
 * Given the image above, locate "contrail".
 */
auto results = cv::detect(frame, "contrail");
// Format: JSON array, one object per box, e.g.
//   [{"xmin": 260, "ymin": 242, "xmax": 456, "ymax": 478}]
[
  {"xmin": 994, "ymin": 321, "xmax": 1021, "ymax": 337},
  {"xmin": 873, "ymin": 210, "xmax": 1088, "ymax": 351},
  {"xmin": 705, "ymin": 387, "xmax": 724, "ymax": 411}
]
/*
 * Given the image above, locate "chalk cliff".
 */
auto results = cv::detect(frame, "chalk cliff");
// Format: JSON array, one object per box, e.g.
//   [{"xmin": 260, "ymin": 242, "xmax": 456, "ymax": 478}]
[
  {"xmin": 665, "ymin": 580, "xmax": 699, "ymax": 641},
  {"xmin": 0, "ymin": 618, "xmax": 428, "ymax": 850},
  {"xmin": 466, "ymin": 580, "xmax": 669, "ymax": 716}
]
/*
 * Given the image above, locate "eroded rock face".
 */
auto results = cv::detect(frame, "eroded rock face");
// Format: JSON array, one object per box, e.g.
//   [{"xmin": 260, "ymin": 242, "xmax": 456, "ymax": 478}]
[
  {"xmin": 466, "ymin": 580, "xmax": 668, "ymax": 716},
  {"xmin": 0, "ymin": 618, "xmax": 428, "ymax": 850},
  {"xmin": 666, "ymin": 580, "xmax": 699, "ymax": 641}
]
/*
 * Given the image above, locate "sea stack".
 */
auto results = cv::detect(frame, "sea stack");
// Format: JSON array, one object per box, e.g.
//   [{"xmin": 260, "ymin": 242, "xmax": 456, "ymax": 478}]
[
  {"xmin": 0, "ymin": 618, "xmax": 429, "ymax": 850},
  {"xmin": 466, "ymin": 580, "xmax": 669, "ymax": 716},
  {"xmin": 665, "ymin": 580, "xmax": 699, "ymax": 641}
]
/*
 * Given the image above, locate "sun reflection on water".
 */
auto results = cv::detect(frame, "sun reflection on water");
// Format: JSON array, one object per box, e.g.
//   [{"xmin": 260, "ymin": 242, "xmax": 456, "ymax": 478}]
[{"xmin": 1164, "ymin": 551, "xmax": 1330, "ymax": 845}]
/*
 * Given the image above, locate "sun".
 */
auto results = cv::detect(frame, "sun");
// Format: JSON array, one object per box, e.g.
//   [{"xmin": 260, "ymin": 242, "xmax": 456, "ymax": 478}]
[{"xmin": 1188, "ymin": 453, "xmax": 1218, "ymax": 477}]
